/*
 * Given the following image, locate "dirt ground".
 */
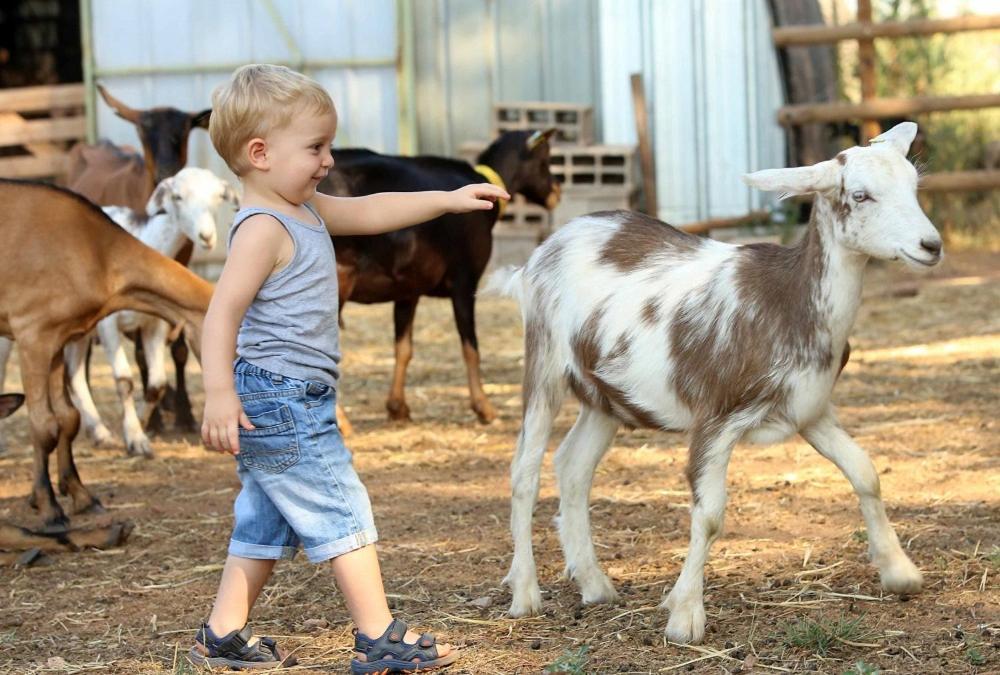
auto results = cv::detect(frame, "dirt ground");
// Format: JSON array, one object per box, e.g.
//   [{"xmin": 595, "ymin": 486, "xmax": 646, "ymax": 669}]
[{"xmin": 0, "ymin": 250, "xmax": 997, "ymax": 674}]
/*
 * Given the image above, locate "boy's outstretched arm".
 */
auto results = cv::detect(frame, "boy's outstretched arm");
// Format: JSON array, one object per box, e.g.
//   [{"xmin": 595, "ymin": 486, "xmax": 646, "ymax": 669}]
[
  {"xmin": 312, "ymin": 183, "xmax": 510, "ymax": 236},
  {"xmin": 201, "ymin": 215, "xmax": 291, "ymax": 455}
]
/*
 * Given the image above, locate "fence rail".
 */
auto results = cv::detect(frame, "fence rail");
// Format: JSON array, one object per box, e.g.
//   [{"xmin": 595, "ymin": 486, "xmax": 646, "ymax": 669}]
[{"xmin": 0, "ymin": 83, "xmax": 86, "ymax": 180}]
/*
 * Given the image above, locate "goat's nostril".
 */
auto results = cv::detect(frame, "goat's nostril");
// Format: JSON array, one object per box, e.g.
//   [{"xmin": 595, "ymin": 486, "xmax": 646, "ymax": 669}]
[{"xmin": 920, "ymin": 238, "xmax": 942, "ymax": 256}]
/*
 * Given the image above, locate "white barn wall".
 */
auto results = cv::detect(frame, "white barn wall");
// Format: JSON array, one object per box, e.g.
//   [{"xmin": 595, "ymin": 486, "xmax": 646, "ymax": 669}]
[{"xmin": 599, "ymin": 0, "xmax": 786, "ymax": 225}]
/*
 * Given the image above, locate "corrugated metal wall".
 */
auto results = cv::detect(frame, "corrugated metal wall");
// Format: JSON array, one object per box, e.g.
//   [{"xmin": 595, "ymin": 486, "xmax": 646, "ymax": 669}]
[
  {"xmin": 87, "ymin": 0, "xmax": 786, "ymax": 230},
  {"xmin": 599, "ymin": 0, "xmax": 786, "ymax": 224},
  {"xmin": 89, "ymin": 0, "xmax": 399, "ymax": 175},
  {"xmin": 411, "ymin": 0, "xmax": 785, "ymax": 225}
]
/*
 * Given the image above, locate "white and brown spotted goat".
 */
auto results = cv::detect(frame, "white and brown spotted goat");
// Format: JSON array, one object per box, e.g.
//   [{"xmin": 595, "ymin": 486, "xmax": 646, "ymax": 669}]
[{"xmin": 489, "ymin": 123, "xmax": 940, "ymax": 643}]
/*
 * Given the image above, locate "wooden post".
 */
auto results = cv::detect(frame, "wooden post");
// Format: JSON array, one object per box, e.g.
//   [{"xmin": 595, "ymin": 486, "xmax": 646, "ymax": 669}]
[
  {"xmin": 631, "ymin": 73, "xmax": 658, "ymax": 217},
  {"xmin": 857, "ymin": 0, "xmax": 881, "ymax": 142}
]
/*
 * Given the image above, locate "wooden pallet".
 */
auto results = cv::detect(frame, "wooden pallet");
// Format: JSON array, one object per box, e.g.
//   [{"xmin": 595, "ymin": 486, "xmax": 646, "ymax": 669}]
[{"xmin": 0, "ymin": 83, "xmax": 86, "ymax": 180}]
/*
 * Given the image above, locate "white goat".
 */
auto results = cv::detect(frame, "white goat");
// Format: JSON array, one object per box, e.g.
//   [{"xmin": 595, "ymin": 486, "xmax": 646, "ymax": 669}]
[
  {"xmin": 489, "ymin": 123, "xmax": 941, "ymax": 643},
  {"xmin": 58, "ymin": 167, "xmax": 234, "ymax": 456}
]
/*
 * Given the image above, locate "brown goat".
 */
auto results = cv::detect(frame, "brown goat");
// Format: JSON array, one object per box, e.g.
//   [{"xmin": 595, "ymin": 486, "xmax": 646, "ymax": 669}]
[{"xmin": 0, "ymin": 180, "xmax": 213, "ymax": 527}]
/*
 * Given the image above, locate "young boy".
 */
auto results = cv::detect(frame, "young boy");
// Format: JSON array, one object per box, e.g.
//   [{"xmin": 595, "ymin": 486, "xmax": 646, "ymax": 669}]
[{"xmin": 190, "ymin": 64, "xmax": 508, "ymax": 672}]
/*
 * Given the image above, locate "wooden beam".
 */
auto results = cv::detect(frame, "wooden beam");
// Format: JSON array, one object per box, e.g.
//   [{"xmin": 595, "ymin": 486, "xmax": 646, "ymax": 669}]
[
  {"xmin": 773, "ymin": 14, "xmax": 1000, "ymax": 46},
  {"xmin": 680, "ymin": 210, "xmax": 771, "ymax": 235},
  {"xmin": 0, "ymin": 116, "xmax": 86, "ymax": 147},
  {"xmin": 857, "ymin": 0, "xmax": 880, "ymax": 143},
  {"xmin": 920, "ymin": 170, "xmax": 1000, "ymax": 192},
  {"xmin": 778, "ymin": 93, "xmax": 1000, "ymax": 125},
  {"xmin": 631, "ymin": 73, "xmax": 658, "ymax": 216},
  {"xmin": 0, "ymin": 84, "xmax": 85, "ymax": 113}
]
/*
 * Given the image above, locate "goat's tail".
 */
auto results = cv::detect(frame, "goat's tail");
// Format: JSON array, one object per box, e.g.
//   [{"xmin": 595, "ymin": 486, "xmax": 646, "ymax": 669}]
[{"xmin": 481, "ymin": 265, "xmax": 526, "ymax": 306}]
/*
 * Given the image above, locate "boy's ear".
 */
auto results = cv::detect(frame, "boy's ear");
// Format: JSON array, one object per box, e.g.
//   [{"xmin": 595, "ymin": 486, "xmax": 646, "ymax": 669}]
[{"xmin": 246, "ymin": 138, "xmax": 268, "ymax": 170}]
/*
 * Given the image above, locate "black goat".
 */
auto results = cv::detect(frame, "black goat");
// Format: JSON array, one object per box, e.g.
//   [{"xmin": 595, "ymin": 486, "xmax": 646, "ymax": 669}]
[{"xmin": 319, "ymin": 130, "xmax": 560, "ymax": 424}]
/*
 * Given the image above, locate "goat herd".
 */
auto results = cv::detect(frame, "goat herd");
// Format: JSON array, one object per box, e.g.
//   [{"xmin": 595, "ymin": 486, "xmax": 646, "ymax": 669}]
[{"xmin": 0, "ymin": 85, "xmax": 945, "ymax": 645}]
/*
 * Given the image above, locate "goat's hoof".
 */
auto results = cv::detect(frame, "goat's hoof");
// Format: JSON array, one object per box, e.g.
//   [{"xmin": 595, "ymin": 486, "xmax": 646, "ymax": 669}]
[
  {"xmin": 126, "ymin": 438, "xmax": 154, "ymax": 458},
  {"xmin": 90, "ymin": 425, "xmax": 114, "ymax": 448},
  {"xmin": 473, "ymin": 401, "xmax": 497, "ymax": 424},
  {"xmin": 173, "ymin": 412, "xmax": 198, "ymax": 433},
  {"xmin": 504, "ymin": 573, "xmax": 543, "ymax": 617},
  {"xmin": 73, "ymin": 497, "xmax": 105, "ymax": 516},
  {"xmin": 104, "ymin": 520, "xmax": 135, "ymax": 547},
  {"xmin": 386, "ymin": 400, "xmax": 411, "ymax": 422},
  {"xmin": 664, "ymin": 599, "xmax": 706, "ymax": 644},
  {"xmin": 42, "ymin": 511, "xmax": 70, "ymax": 530},
  {"xmin": 880, "ymin": 558, "xmax": 923, "ymax": 595},
  {"xmin": 580, "ymin": 574, "xmax": 620, "ymax": 606}
]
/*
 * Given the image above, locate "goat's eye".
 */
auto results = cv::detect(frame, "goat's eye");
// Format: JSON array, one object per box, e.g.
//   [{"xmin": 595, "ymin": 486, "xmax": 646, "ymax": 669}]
[
  {"xmin": 851, "ymin": 190, "xmax": 870, "ymax": 202},
  {"xmin": 171, "ymin": 193, "xmax": 182, "ymax": 201}
]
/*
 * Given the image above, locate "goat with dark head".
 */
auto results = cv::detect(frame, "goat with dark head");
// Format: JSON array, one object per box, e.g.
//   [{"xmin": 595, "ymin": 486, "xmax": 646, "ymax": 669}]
[
  {"xmin": 319, "ymin": 129, "xmax": 560, "ymax": 426},
  {"xmin": 62, "ymin": 85, "xmax": 212, "ymax": 437}
]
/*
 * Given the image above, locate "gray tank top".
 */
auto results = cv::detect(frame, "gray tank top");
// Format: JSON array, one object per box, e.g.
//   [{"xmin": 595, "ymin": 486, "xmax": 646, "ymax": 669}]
[{"xmin": 228, "ymin": 204, "xmax": 341, "ymax": 387}]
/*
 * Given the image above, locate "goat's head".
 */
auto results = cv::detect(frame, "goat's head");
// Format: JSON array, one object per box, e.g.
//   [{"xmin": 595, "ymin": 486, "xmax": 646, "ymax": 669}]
[
  {"xmin": 483, "ymin": 129, "xmax": 561, "ymax": 210},
  {"xmin": 744, "ymin": 122, "xmax": 942, "ymax": 269},
  {"xmin": 147, "ymin": 167, "xmax": 238, "ymax": 251},
  {"xmin": 0, "ymin": 393, "xmax": 24, "ymax": 419},
  {"xmin": 99, "ymin": 84, "xmax": 211, "ymax": 185}
]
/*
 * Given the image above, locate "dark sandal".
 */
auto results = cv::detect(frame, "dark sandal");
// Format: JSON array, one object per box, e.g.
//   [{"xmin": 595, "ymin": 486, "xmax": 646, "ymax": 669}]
[
  {"xmin": 188, "ymin": 623, "xmax": 297, "ymax": 670},
  {"xmin": 351, "ymin": 618, "xmax": 459, "ymax": 674}
]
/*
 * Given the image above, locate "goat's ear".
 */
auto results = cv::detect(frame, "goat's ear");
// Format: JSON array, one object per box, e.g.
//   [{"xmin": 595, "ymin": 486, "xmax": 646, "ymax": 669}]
[
  {"xmin": 97, "ymin": 84, "xmax": 142, "ymax": 124},
  {"xmin": 869, "ymin": 121, "xmax": 917, "ymax": 156},
  {"xmin": 526, "ymin": 128, "xmax": 557, "ymax": 151},
  {"xmin": 147, "ymin": 178, "xmax": 176, "ymax": 216},
  {"xmin": 742, "ymin": 159, "xmax": 839, "ymax": 197},
  {"xmin": 0, "ymin": 393, "xmax": 24, "ymax": 419},
  {"xmin": 222, "ymin": 182, "xmax": 240, "ymax": 208},
  {"xmin": 190, "ymin": 109, "xmax": 212, "ymax": 129}
]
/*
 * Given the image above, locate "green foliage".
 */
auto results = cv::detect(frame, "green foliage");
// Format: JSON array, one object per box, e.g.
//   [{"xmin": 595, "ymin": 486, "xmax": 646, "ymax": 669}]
[
  {"xmin": 544, "ymin": 644, "xmax": 590, "ymax": 674},
  {"xmin": 852, "ymin": 528, "xmax": 869, "ymax": 544},
  {"xmin": 781, "ymin": 613, "xmax": 868, "ymax": 656},
  {"xmin": 965, "ymin": 639, "xmax": 987, "ymax": 666}
]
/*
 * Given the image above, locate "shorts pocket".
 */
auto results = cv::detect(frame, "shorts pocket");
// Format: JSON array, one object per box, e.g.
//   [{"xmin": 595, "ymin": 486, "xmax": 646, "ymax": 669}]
[{"xmin": 237, "ymin": 402, "xmax": 300, "ymax": 474}]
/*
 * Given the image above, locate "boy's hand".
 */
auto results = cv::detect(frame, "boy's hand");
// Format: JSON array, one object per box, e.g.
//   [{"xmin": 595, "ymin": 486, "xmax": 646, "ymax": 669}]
[
  {"xmin": 449, "ymin": 183, "xmax": 510, "ymax": 213},
  {"xmin": 201, "ymin": 388, "xmax": 255, "ymax": 455}
]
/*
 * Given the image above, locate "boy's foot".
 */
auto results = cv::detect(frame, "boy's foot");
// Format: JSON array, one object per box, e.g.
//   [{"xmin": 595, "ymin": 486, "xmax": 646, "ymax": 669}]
[
  {"xmin": 188, "ymin": 623, "xmax": 296, "ymax": 670},
  {"xmin": 352, "ymin": 618, "xmax": 458, "ymax": 673}
]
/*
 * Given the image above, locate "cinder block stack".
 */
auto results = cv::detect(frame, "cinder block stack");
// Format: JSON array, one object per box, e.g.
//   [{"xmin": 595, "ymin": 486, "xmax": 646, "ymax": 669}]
[{"xmin": 460, "ymin": 101, "xmax": 640, "ymax": 268}]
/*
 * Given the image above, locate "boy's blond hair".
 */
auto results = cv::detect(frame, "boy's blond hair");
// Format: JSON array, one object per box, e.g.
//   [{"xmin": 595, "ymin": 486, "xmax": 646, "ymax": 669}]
[{"xmin": 210, "ymin": 64, "xmax": 336, "ymax": 175}]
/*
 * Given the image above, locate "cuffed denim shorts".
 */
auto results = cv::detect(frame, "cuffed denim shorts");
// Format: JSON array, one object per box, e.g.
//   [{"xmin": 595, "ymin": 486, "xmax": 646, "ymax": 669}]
[{"xmin": 228, "ymin": 358, "xmax": 377, "ymax": 563}]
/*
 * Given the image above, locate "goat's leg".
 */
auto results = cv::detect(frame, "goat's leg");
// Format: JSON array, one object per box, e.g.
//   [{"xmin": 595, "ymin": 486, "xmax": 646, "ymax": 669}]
[
  {"xmin": 19, "ymin": 342, "xmax": 67, "ymax": 526},
  {"xmin": 801, "ymin": 408, "xmax": 922, "ymax": 594},
  {"xmin": 100, "ymin": 322, "xmax": 152, "ymax": 458},
  {"xmin": 450, "ymin": 282, "xmax": 495, "ymax": 423},
  {"xmin": 504, "ymin": 326, "xmax": 564, "ymax": 617},
  {"xmin": 137, "ymin": 320, "xmax": 170, "ymax": 433},
  {"xmin": 554, "ymin": 405, "xmax": 620, "ymax": 605},
  {"xmin": 386, "ymin": 298, "xmax": 418, "ymax": 421},
  {"xmin": 663, "ymin": 425, "xmax": 739, "ymax": 644},
  {"xmin": 49, "ymin": 354, "xmax": 100, "ymax": 515},
  {"xmin": 132, "ymin": 328, "xmax": 165, "ymax": 433},
  {"xmin": 0, "ymin": 337, "xmax": 12, "ymax": 453},
  {"xmin": 170, "ymin": 331, "xmax": 196, "ymax": 431},
  {"xmin": 65, "ymin": 334, "xmax": 114, "ymax": 447}
]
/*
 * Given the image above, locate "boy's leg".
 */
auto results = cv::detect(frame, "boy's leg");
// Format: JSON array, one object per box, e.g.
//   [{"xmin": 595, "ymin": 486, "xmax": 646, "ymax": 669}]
[
  {"xmin": 331, "ymin": 544, "xmax": 451, "ymax": 659},
  {"xmin": 208, "ymin": 555, "xmax": 276, "ymax": 637}
]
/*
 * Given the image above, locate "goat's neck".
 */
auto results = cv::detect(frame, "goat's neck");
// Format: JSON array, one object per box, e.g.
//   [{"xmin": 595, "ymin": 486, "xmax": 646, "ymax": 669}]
[
  {"xmin": 138, "ymin": 213, "xmax": 189, "ymax": 258},
  {"xmin": 479, "ymin": 150, "xmax": 522, "ymax": 195},
  {"xmin": 809, "ymin": 195, "xmax": 868, "ymax": 347}
]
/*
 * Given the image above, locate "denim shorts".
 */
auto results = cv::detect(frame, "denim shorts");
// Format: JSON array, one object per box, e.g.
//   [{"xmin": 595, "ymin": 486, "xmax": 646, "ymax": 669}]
[{"xmin": 228, "ymin": 358, "xmax": 377, "ymax": 563}]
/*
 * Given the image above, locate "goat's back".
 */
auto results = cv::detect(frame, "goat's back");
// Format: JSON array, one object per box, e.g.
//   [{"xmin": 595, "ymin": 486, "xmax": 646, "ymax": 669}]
[{"xmin": 65, "ymin": 141, "xmax": 149, "ymax": 211}]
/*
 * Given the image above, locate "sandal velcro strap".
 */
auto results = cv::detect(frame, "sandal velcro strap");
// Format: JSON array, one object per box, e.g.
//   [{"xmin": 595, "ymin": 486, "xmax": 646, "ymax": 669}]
[
  {"xmin": 352, "ymin": 617, "xmax": 455, "ymax": 671},
  {"xmin": 418, "ymin": 634, "xmax": 434, "ymax": 649},
  {"xmin": 191, "ymin": 623, "xmax": 296, "ymax": 669}
]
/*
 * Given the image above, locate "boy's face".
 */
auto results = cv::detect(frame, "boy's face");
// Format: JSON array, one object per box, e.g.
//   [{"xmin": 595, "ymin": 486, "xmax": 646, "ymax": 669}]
[{"xmin": 259, "ymin": 108, "xmax": 337, "ymax": 204}]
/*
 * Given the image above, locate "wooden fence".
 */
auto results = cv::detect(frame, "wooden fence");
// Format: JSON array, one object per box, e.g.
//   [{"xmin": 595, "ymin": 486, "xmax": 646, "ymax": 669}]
[
  {"xmin": 775, "ymin": 4, "xmax": 1000, "ymax": 193},
  {"xmin": 0, "ymin": 84, "xmax": 86, "ymax": 180}
]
